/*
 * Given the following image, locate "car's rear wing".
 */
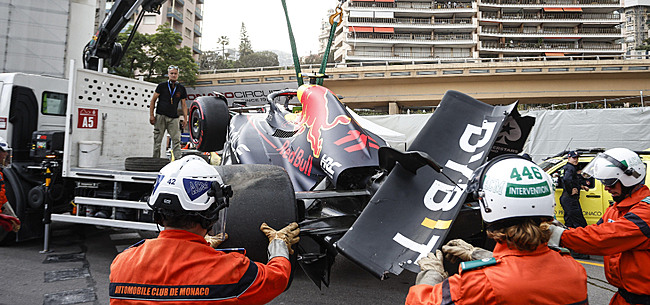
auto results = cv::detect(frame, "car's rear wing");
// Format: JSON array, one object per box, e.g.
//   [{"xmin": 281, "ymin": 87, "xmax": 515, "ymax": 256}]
[{"xmin": 336, "ymin": 90, "xmax": 534, "ymax": 278}]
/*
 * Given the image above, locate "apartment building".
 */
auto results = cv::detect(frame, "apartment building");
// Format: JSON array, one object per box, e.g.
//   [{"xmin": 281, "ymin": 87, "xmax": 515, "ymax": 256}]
[
  {"xmin": 105, "ymin": 0, "xmax": 204, "ymax": 61},
  {"xmin": 622, "ymin": 0, "xmax": 650, "ymax": 52},
  {"xmin": 334, "ymin": 0, "xmax": 623, "ymax": 62}
]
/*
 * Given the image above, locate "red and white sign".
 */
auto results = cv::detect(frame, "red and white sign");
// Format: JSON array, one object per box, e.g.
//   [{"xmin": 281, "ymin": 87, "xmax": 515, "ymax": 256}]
[
  {"xmin": 0, "ymin": 117, "xmax": 6, "ymax": 130},
  {"xmin": 78, "ymin": 108, "xmax": 98, "ymax": 129}
]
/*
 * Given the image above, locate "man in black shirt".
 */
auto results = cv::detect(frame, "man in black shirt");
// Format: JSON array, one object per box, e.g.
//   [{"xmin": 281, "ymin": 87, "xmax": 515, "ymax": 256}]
[{"xmin": 149, "ymin": 66, "xmax": 187, "ymax": 159}]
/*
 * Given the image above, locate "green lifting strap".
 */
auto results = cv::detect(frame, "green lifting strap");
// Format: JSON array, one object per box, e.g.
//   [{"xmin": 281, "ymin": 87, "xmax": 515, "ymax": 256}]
[
  {"xmin": 280, "ymin": 0, "xmax": 303, "ymax": 87},
  {"xmin": 317, "ymin": 20, "xmax": 337, "ymax": 86},
  {"xmin": 318, "ymin": 5, "xmax": 343, "ymax": 86}
]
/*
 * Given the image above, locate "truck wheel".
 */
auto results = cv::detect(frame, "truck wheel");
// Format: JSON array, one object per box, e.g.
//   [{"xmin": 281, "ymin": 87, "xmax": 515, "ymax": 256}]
[
  {"xmin": 215, "ymin": 164, "xmax": 297, "ymax": 263},
  {"xmin": 189, "ymin": 96, "xmax": 230, "ymax": 152},
  {"xmin": 125, "ymin": 157, "xmax": 169, "ymax": 172}
]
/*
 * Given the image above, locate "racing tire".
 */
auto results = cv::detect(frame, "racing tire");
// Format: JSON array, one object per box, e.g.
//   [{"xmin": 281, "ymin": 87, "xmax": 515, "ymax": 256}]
[
  {"xmin": 190, "ymin": 96, "xmax": 230, "ymax": 152},
  {"xmin": 124, "ymin": 157, "xmax": 169, "ymax": 172},
  {"xmin": 215, "ymin": 164, "xmax": 298, "ymax": 263}
]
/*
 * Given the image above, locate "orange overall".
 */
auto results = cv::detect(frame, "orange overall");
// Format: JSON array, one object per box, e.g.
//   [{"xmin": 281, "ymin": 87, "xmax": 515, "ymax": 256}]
[
  {"xmin": 109, "ymin": 230, "xmax": 291, "ymax": 304},
  {"xmin": 406, "ymin": 243, "xmax": 588, "ymax": 305},
  {"xmin": 561, "ymin": 186, "xmax": 650, "ymax": 305}
]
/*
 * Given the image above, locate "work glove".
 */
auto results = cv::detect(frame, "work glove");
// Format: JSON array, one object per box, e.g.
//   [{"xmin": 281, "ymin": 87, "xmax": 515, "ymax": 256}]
[
  {"xmin": 415, "ymin": 250, "xmax": 448, "ymax": 286},
  {"xmin": 547, "ymin": 224, "xmax": 565, "ymax": 248},
  {"xmin": 442, "ymin": 239, "xmax": 493, "ymax": 263},
  {"xmin": 260, "ymin": 222, "xmax": 300, "ymax": 255},
  {"xmin": 204, "ymin": 233, "xmax": 228, "ymax": 249}
]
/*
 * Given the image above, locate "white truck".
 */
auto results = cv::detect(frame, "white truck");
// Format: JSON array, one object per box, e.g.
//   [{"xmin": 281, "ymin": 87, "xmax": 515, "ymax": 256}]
[{"xmin": 0, "ymin": 65, "xmax": 165, "ymax": 247}]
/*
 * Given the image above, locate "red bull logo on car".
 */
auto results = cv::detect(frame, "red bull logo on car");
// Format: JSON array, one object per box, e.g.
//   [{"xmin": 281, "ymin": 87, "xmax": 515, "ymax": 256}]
[{"xmin": 293, "ymin": 85, "xmax": 351, "ymax": 158}]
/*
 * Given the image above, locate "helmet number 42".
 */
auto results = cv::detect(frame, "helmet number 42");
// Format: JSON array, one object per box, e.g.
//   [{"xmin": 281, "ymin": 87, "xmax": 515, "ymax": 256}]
[
  {"xmin": 167, "ymin": 178, "xmax": 177, "ymax": 185},
  {"xmin": 510, "ymin": 166, "xmax": 543, "ymax": 181}
]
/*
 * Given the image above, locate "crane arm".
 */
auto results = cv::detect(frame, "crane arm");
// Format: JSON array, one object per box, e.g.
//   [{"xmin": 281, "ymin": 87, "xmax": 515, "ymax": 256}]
[{"xmin": 83, "ymin": 0, "xmax": 167, "ymax": 71}]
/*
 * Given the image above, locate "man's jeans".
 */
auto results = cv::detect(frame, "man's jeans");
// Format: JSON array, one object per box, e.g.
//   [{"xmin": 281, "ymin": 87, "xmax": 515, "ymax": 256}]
[{"xmin": 153, "ymin": 114, "xmax": 181, "ymax": 159}]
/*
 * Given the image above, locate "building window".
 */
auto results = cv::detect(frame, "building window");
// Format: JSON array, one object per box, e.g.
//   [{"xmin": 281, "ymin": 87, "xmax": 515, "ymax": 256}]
[
  {"xmin": 186, "ymin": 9, "xmax": 193, "ymax": 20},
  {"xmin": 185, "ymin": 27, "xmax": 191, "ymax": 38},
  {"xmin": 143, "ymin": 15, "xmax": 156, "ymax": 25}
]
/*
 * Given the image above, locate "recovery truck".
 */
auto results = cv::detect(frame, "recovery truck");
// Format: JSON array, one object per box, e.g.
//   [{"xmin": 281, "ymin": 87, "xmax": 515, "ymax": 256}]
[
  {"xmin": 0, "ymin": 0, "xmax": 172, "ymax": 247},
  {"xmin": 0, "ymin": 0, "xmax": 296, "ymax": 268}
]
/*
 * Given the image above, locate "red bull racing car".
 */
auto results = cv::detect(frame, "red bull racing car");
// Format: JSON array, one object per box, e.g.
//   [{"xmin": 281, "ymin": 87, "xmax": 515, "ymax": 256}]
[{"xmin": 189, "ymin": 76, "xmax": 536, "ymax": 287}]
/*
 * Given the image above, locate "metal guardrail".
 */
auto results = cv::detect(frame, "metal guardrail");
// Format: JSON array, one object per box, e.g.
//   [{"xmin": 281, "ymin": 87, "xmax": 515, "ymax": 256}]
[
  {"xmin": 482, "ymin": 12, "xmax": 621, "ymax": 20},
  {"xmin": 481, "ymin": 41, "xmax": 622, "ymax": 50},
  {"xmin": 481, "ymin": 0, "xmax": 619, "ymax": 4},
  {"xmin": 348, "ymin": 17, "xmax": 474, "ymax": 26},
  {"xmin": 197, "ymin": 54, "xmax": 650, "ymax": 75},
  {"xmin": 349, "ymin": 1, "xmax": 474, "ymax": 9},
  {"xmin": 166, "ymin": 7, "xmax": 183, "ymax": 22},
  {"xmin": 348, "ymin": 32, "xmax": 473, "ymax": 41},
  {"xmin": 481, "ymin": 27, "xmax": 621, "ymax": 34}
]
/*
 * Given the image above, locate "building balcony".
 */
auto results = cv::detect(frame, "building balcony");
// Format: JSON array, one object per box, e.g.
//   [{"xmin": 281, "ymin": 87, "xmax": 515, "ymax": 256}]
[
  {"xmin": 175, "ymin": 0, "xmax": 185, "ymax": 7},
  {"xmin": 167, "ymin": 8, "xmax": 183, "ymax": 23},
  {"xmin": 479, "ymin": 0, "xmax": 619, "ymax": 6},
  {"xmin": 480, "ymin": 27, "xmax": 621, "ymax": 37},
  {"xmin": 196, "ymin": 0, "xmax": 203, "ymax": 4},
  {"xmin": 480, "ymin": 12, "xmax": 622, "ymax": 23},
  {"xmin": 345, "ymin": 49, "xmax": 474, "ymax": 62},
  {"xmin": 346, "ymin": 32, "xmax": 476, "ymax": 47},
  {"xmin": 480, "ymin": 41, "xmax": 623, "ymax": 53},
  {"xmin": 193, "ymin": 42, "xmax": 201, "ymax": 54},
  {"xmin": 348, "ymin": 17, "xmax": 476, "ymax": 30},
  {"xmin": 194, "ymin": 24, "xmax": 202, "ymax": 37},
  {"xmin": 347, "ymin": 1, "xmax": 475, "ymax": 13},
  {"xmin": 172, "ymin": 28, "xmax": 181, "ymax": 35},
  {"xmin": 195, "ymin": 7, "xmax": 202, "ymax": 20}
]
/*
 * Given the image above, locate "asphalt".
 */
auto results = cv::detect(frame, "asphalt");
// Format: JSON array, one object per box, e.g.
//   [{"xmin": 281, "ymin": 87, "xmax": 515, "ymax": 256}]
[{"xmin": 0, "ymin": 223, "xmax": 616, "ymax": 305}]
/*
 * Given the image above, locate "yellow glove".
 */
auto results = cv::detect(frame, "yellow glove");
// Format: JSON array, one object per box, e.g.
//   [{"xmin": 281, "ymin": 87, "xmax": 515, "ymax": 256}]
[
  {"xmin": 260, "ymin": 222, "xmax": 300, "ymax": 255},
  {"xmin": 204, "ymin": 233, "xmax": 228, "ymax": 249}
]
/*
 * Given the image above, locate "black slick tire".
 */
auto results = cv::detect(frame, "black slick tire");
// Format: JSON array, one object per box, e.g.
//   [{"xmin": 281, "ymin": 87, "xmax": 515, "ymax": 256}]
[{"xmin": 124, "ymin": 157, "xmax": 169, "ymax": 172}]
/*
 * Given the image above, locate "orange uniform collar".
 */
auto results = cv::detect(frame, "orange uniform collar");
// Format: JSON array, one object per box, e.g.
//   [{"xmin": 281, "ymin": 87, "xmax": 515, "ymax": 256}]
[
  {"xmin": 492, "ymin": 241, "xmax": 551, "ymax": 259},
  {"xmin": 159, "ymin": 229, "xmax": 209, "ymax": 246}
]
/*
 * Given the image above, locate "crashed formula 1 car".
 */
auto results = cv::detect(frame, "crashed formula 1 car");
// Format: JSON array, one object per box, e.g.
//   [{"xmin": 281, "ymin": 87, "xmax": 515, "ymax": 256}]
[{"xmin": 189, "ymin": 77, "xmax": 535, "ymax": 287}]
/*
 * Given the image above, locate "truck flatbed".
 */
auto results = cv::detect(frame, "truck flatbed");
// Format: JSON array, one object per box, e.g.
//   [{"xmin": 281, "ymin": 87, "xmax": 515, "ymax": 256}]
[{"xmin": 68, "ymin": 167, "xmax": 158, "ymax": 184}]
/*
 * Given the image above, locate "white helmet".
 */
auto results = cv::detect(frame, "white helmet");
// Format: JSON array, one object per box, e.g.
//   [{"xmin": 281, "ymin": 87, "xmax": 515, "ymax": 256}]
[
  {"xmin": 467, "ymin": 155, "xmax": 555, "ymax": 224},
  {"xmin": 0, "ymin": 136, "xmax": 11, "ymax": 152},
  {"xmin": 149, "ymin": 155, "xmax": 231, "ymax": 230},
  {"xmin": 581, "ymin": 148, "xmax": 645, "ymax": 188}
]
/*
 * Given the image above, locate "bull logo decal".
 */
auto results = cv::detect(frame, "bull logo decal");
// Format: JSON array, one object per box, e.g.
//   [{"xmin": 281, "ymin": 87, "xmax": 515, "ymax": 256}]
[{"xmin": 294, "ymin": 85, "xmax": 350, "ymax": 158}]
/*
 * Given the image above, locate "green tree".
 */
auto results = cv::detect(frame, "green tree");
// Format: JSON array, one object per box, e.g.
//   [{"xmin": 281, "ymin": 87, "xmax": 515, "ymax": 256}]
[
  {"xmin": 217, "ymin": 36, "xmax": 230, "ymax": 59},
  {"xmin": 637, "ymin": 38, "xmax": 650, "ymax": 51},
  {"xmin": 236, "ymin": 51, "xmax": 279, "ymax": 68},
  {"xmin": 112, "ymin": 25, "xmax": 149, "ymax": 78},
  {"xmin": 199, "ymin": 50, "xmax": 234, "ymax": 70},
  {"xmin": 111, "ymin": 23, "xmax": 198, "ymax": 87},
  {"xmin": 238, "ymin": 23, "xmax": 253, "ymax": 57}
]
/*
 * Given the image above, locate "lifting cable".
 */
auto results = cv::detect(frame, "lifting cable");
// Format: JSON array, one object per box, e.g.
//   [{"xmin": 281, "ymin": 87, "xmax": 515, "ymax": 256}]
[
  {"xmin": 317, "ymin": 2, "xmax": 344, "ymax": 86},
  {"xmin": 280, "ymin": 0, "xmax": 303, "ymax": 86},
  {"xmin": 280, "ymin": 0, "xmax": 345, "ymax": 87}
]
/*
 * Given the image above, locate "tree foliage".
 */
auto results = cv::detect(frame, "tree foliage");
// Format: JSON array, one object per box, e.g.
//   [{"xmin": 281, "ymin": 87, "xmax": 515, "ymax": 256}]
[
  {"xmin": 300, "ymin": 51, "xmax": 336, "ymax": 65},
  {"xmin": 238, "ymin": 23, "xmax": 254, "ymax": 57},
  {"xmin": 236, "ymin": 51, "xmax": 279, "ymax": 68},
  {"xmin": 637, "ymin": 38, "xmax": 650, "ymax": 51},
  {"xmin": 199, "ymin": 50, "xmax": 234, "ymax": 70},
  {"xmin": 217, "ymin": 36, "xmax": 230, "ymax": 59},
  {"xmin": 112, "ymin": 23, "xmax": 199, "ymax": 87}
]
